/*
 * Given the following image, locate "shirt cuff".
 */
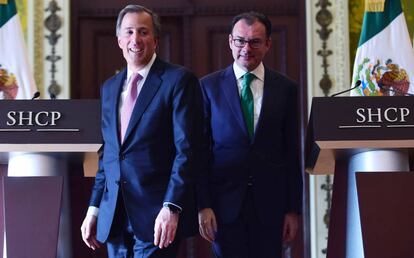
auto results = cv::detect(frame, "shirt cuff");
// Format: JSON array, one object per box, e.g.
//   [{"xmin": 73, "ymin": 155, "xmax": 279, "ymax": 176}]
[
  {"xmin": 87, "ymin": 206, "xmax": 99, "ymax": 217},
  {"xmin": 163, "ymin": 202, "xmax": 182, "ymax": 212}
]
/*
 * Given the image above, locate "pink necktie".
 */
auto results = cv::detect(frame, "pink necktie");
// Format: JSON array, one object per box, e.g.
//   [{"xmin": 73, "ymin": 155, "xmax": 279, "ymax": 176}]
[{"xmin": 120, "ymin": 73, "xmax": 142, "ymax": 142}]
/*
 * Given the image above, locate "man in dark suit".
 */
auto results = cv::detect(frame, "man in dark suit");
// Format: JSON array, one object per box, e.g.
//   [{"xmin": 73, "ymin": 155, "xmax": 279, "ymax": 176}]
[
  {"xmin": 80, "ymin": 4, "xmax": 200, "ymax": 257},
  {"xmin": 197, "ymin": 12, "xmax": 302, "ymax": 257}
]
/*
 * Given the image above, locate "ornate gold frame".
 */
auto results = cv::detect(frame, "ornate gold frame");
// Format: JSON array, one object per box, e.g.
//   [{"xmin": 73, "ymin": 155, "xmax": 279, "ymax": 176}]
[
  {"xmin": 15, "ymin": 0, "xmax": 44, "ymax": 94},
  {"xmin": 34, "ymin": 0, "xmax": 44, "ymax": 94}
]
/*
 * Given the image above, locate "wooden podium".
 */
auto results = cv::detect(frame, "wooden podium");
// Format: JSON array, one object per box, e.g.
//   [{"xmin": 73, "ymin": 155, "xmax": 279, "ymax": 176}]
[
  {"xmin": 0, "ymin": 100, "xmax": 101, "ymax": 258},
  {"xmin": 306, "ymin": 96, "xmax": 414, "ymax": 258}
]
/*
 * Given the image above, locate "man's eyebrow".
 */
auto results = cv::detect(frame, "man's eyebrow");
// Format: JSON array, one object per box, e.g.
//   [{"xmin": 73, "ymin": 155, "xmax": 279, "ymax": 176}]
[
  {"xmin": 123, "ymin": 26, "xmax": 149, "ymax": 30},
  {"xmin": 233, "ymin": 36, "xmax": 262, "ymax": 40}
]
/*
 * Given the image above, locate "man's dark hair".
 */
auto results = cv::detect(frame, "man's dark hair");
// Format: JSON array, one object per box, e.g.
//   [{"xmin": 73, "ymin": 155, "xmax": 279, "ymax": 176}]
[
  {"xmin": 116, "ymin": 4, "xmax": 161, "ymax": 38},
  {"xmin": 230, "ymin": 11, "xmax": 272, "ymax": 38}
]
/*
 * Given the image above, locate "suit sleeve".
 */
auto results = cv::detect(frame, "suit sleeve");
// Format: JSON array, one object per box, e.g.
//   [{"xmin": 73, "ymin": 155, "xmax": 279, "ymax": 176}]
[
  {"xmin": 283, "ymin": 82, "xmax": 303, "ymax": 214},
  {"xmin": 196, "ymin": 79, "xmax": 213, "ymax": 210},
  {"xmin": 88, "ymin": 85, "xmax": 107, "ymax": 208},
  {"xmin": 163, "ymin": 71, "xmax": 202, "ymax": 209},
  {"xmin": 89, "ymin": 145, "xmax": 105, "ymax": 207}
]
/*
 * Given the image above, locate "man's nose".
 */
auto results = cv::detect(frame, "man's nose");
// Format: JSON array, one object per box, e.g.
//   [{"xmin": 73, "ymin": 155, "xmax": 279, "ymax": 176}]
[
  {"xmin": 242, "ymin": 42, "xmax": 252, "ymax": 50},
  {"xmin": 132, "ymin": 32, "xmax": 141, "ymax": 42}
]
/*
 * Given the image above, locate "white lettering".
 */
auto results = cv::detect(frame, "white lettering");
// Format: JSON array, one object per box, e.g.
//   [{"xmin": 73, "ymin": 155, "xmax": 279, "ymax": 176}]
[
  {"xmin": 18, "ymin": 111, "xmax": 33, "ymax": 126},
  {"xmin": 384, "ymin": 108, "xmax": 398, "ymax": 122},
  {"xmin": 35, "ymin": 111, "xmax": 49, "ymax": 126},
  {"xmin": 356, "ymin": 108, "xmax": 366, "ymax": 123},
  {"xmin": 400, "ymin": 108, "xmax": 410, "ymax": 122},
  {"xmin": 367, "ymin": 108, "xmax": 382, "ymax": 123},
  {"xmin": 50, "ymin": 111, "xmax": 61, "ymax": 126},
  {"xmin": 6, "ymin": 111, "xmax": 16, "ymax": 126}
]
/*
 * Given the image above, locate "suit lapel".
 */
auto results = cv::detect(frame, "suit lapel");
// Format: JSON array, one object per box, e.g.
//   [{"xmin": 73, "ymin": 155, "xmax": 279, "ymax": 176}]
[
  {"xmin": 254, "ymin": 68, "xmax": 277, "ymax": 141},
  {"xmin": 109, "ymin": 69, "xmax": 127, "ymax": 147},
  {"xmin": 123, "ymin": 58, "xmax": 163, "ymax": 143},
  {"xmin": 221, "ymin": 66, "xmax": 249, "ymax": 136}
]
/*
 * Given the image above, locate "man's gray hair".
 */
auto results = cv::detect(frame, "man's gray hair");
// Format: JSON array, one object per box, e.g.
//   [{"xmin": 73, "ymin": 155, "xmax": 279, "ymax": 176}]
[{"xmin": 115, "ymin": 4, "xmax": 161, "ymax": 38}]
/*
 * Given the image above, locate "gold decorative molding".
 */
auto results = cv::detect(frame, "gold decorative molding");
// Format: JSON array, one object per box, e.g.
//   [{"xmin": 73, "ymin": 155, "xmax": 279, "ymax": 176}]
[
  {"xmin": 44, "ymin": 0, "xmax": 62, "ymax": 98},
  {"xmin": 315, "ymin": 0, "xmax": 333, "ymax": 255},
  {"xmin": 333, "ymin": 0, "xmax": 351, "ymax": 92},
  {"xmin": 365, "ymin": 0, "xmax": 385, "ymax": 12},
  {"xmin": 315, "ymin": 0, "xmax": 333, "ymax": 96},
  {"xmin": 34, "ymin": 0, "xmax": 44, "ymax": 94}
]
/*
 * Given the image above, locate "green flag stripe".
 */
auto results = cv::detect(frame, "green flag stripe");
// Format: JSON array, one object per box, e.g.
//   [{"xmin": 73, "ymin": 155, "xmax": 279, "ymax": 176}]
[
  {"xmin": 358, "ymin": 0, "xmax": 402, "ymax": 46},
  {"xmin": 0, "ymin": 0, "xmax": 17, "ymax": 28}
]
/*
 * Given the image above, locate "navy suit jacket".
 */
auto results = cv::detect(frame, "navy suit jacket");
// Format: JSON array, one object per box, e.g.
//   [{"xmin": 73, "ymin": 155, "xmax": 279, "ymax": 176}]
[
  {"xmin": 198, "ymin": 65, "xmax": 302, "ymax": 229},
  {"xmin": 89, "ymin": 58, "xmax": 200, "ymax": 242}
]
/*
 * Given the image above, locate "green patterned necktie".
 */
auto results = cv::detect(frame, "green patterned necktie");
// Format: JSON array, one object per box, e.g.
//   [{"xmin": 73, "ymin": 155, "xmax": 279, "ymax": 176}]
[{"xmin": 241, "ymin": 72, "xmax": 255, "ymax": 138}]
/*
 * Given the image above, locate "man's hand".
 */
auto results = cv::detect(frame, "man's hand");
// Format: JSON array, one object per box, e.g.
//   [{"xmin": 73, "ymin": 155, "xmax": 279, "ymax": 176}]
[
  {"xmin": 198, "ymin": 208, "xmax": 217, "ymax": 243},
  {"xmin": 282, "ymin": 212, "xmax": 299, "ymax": 243},
  {"xmin": 80, "ymin": 214, "xmax": 101, "ymax": 250},
  {"xmin": 154, "ymin": 207, "xmax": 179, "ymax": 248}
]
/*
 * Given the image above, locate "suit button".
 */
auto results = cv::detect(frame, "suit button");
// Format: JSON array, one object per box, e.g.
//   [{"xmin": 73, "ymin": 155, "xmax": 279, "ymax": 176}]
[
  {"xmin": 247, "ymin": 176, "xmax": 253, "ymax": 186},
  {"xmin": 115, "ymin": 180, "xmax": 120, "ymax": 185},
  {"xmin": 119, "ymin": 154, "xmax": 125, "ymax": 160}
]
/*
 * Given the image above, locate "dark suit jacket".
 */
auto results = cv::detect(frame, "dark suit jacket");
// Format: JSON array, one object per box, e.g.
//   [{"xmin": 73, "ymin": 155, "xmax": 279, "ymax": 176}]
[
  {"xmin": 198, "ymin": 65, "xmax": 302, "ymax": 229},
  {"xmin": 89, "ymin": 58, "xmax": 200, "ymax": 242}
]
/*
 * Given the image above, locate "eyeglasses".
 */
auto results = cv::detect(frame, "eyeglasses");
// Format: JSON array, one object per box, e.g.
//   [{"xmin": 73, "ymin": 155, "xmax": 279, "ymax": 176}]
[{"xmin": 231, "ymin": 36, "xmax": 265, "ymax": 49}]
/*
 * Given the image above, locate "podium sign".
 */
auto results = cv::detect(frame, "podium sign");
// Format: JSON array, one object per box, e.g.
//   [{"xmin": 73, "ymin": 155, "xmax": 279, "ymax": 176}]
[
  {"xmin": 0, "ymin": 100, "xmax": 101, "ymax": 152},
  {"xmin": 306, "ymin": 96, "xmax": 414, "ymax": 258},
  {"xmin": 306, "ymin": 96, "xmax": 414, "ymax": 174},
  {"xmin": 0, "ymin": 99, "xmax": 102, "ymax": 257}
]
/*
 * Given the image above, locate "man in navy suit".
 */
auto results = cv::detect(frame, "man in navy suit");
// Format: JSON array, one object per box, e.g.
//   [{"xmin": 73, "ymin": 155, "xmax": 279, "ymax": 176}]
[
  {"xmin": 197, "ymin": 12, "xmax": 302, "ymax": 257},
  {"xmin": 80, "ymin": 5, "xmax": 200, "ymax": 257}
]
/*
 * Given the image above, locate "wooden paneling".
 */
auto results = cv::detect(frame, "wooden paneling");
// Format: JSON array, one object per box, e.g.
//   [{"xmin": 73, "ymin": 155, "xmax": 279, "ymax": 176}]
[
  {"xmin": 75, "ymin": 18, "xmax": 301, "ymax": 95},
  {"xmin": 74, "ymin": 16, "xmax": 184, "ymax": 98},
  {"xmin": 191, "ymin": 15, "xmax": 299, "ymax": 77},
  {"xmin": 77, "ymin": 18, "xmax": 123, "ymax": 98},
  {"xmin": 191, "ymin": 16, "xmax": 232, "ymax": 76},
  {"xmin": 71, "ymin": 1, "xmax": 305, "ymax": 98},
  {"xmin": 157, "ymin": 17, "xmax": 185, "ymax": 64}
]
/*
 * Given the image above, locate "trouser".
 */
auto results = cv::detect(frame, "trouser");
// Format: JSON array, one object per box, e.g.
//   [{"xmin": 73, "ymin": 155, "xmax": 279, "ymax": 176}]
[{"xmin": 106, "ymin": 191, "xmax": 180, "ymax": 258}]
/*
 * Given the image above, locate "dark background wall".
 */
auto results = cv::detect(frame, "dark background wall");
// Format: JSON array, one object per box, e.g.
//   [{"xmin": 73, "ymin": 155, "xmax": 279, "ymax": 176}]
[{"xmin": 70, "ymin": 0, "xmax": 308, "ymax": 257}]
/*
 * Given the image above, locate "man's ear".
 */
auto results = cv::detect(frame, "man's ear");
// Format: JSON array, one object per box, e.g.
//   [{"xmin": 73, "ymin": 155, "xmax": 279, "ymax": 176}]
[
  {"xmin": 266, "ymin": 37, "xmax": 272, "ymax": 49},
  {"xmin": 117, "ymin": 37, "xmax": 122, "ymax": 49},
  {"xmin": 153, "ymin": 37, "xmax": 159, "ymax": 51}
]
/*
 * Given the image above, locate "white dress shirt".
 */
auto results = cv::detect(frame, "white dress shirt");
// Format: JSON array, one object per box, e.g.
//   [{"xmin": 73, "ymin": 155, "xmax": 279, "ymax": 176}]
[
  {"xmin": 118, "ymin": 53, "xmax": 157, "ymax": 121},
  {"xmin": 233, "ymin": 62, "xmax": 265, "ymax": 131}
]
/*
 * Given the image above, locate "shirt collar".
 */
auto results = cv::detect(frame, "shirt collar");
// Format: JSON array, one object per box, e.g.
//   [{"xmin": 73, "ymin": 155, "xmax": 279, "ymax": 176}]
[
  {"xmin": 232, "ymin": 62, "xmax": 265, "ymax": 82},
  {"xmin": 126, "ymin": 53, "xmax": 157, "ymax": 83}
]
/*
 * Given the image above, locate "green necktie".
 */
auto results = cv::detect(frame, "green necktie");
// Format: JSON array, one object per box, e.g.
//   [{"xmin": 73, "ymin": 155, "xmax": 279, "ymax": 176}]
[{"xmin": 241, "ymin": 72, "xmax": 255, "ymax": 138}]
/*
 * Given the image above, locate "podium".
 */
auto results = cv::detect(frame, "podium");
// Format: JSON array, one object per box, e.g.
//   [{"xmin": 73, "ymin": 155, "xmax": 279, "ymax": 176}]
[
  {"xmin": 0, "ymin": 100, "xmax": 101, "ymax": 258},
  {"xmin": 306, "ymin": 97, "xmax": 414, "ymax": 258}
]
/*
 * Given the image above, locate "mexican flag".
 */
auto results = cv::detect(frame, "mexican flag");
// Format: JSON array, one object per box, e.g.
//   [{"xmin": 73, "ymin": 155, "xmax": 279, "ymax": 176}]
[
  {"xmin": 351, "ymin": 0, "xmax": 414, "ymax": 96},
  {"xmin": 0, "ymin": 0, "xmax": 37, "ymax": 99}
]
